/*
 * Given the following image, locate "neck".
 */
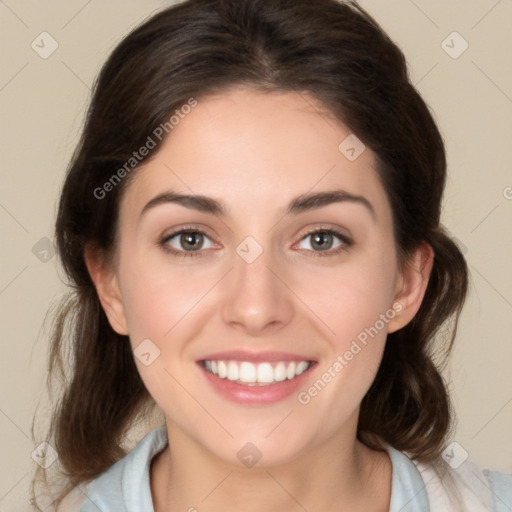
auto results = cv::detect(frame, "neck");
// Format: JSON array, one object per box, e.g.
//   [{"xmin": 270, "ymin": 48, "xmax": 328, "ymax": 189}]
[{"xmin": 151, "ymin": 423, "xmax": 392, "ymax": 512}]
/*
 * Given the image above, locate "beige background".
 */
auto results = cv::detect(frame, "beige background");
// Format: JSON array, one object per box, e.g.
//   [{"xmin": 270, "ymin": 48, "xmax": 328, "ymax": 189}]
[{"xmin": 1, "ymin": 0, "xmax": 511, "ymax": 510}]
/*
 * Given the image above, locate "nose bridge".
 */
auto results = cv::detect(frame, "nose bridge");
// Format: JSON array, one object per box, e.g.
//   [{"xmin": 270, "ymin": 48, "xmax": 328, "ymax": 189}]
[{"xmin": 220, "ymin": 235, "xmax": 294, "ymax": 333}]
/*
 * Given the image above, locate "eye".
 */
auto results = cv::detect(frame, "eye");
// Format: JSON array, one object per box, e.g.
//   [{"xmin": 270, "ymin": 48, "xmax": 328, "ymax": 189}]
[
  {"xmin": 159, "ymin": 226, "xmax": 352, "ymax": 259},
  {"xmin": 160, "ymin": 228, "xmax": 215, "ymax": 257},
  {"xmin": 295, "ymin": 228, "xmax": 352, "ymax": 256}
]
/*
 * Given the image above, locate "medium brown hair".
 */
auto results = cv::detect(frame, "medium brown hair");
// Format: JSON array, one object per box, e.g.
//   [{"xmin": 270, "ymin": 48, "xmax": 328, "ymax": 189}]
[{"xmin": 32, "ymin": 0, "xmax": 468, "ymax": 508}]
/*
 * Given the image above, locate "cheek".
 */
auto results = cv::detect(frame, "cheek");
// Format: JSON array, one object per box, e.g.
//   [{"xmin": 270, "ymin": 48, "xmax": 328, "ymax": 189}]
[
  {"xmin": 117, "ymin": 257, "xmax": 212, "ymax": 419},
  {"xmin": 292, "ymin": 244, "xmax": 397, "ymax": 403},
  {"xmin": 120, "ymin": 275, "xmax": 172, "ymax": 343},
  {"xmin": 294, "ymin": 246, "xmax": 398, "ymax": 346},
  {"xmin": 294, "ymin": 265, "xmax": 395, "ymax": 437},
  {"xmin": 118, "ymin": 249, "xmax": 217, "ymax": 343}
]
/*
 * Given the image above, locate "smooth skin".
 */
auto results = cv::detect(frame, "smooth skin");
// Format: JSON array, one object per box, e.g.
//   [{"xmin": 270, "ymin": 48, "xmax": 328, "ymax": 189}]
[{"xmin": 86, "ymin": 87, "xmax": 433, "ymax": 511}]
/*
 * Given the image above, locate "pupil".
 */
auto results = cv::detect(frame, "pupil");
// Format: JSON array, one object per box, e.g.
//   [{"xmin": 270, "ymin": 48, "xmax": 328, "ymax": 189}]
[
  {"xmin": 182, "ymin": 232, "xmax": 202, "ymax": 250},
  {"xmin": 312, "ymin": 231, "xmax": 332, "ymax": 250}
]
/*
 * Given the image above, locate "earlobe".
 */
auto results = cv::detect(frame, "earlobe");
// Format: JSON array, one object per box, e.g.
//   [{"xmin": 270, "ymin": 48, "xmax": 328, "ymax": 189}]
[
  {"xmin": 84, "ymin": 245, "xmax": 129, "ymax": 336},
  {"xmin": 387, "ymin": 243, "xmax": 434, "ymax": 334}
]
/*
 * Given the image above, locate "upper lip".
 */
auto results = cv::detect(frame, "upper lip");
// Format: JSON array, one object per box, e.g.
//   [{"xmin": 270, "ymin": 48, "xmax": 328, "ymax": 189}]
[{"xmin": 198, "ymin": 350, "xmax": 316, "ymax": 363}]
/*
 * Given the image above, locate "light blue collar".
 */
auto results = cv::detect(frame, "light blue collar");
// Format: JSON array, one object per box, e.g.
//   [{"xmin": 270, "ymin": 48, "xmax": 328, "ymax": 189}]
[
  {"xmin": 387, "ymin": 444, "xmax": 430, "ymax": 511},
  {"xmin": 82, "ymin": 427, "xmax": 430, "ymax": 511}
]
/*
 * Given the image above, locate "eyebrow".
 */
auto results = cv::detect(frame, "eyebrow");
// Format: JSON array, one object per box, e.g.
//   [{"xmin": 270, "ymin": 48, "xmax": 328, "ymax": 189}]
[{"xmin": 140, "ymin": 189, "xmax": 375, "ymax": 220}]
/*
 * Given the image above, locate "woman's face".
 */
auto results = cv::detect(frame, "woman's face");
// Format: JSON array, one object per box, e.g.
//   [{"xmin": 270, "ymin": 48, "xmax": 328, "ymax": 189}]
[{"xmin": 100, "ymin": 87, "xmax": 415, "ymax": 467}]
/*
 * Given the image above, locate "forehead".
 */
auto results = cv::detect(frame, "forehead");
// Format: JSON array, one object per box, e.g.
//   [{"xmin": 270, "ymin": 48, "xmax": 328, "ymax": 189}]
[{"xmin": 121, "ymin": 87, "xmax": 390, "ymax": 223}]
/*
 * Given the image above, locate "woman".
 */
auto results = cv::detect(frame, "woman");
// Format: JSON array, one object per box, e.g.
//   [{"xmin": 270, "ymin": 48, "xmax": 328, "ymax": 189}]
[{"xmin": 31, "ymin": 0, "xmax": 511, "ymax": 510}]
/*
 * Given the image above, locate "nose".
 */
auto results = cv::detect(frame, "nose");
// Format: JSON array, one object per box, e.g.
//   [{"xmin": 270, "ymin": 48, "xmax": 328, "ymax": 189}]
[{"xmin": 221, "ymin": 245, "xmax": 295, "ymax": 336}]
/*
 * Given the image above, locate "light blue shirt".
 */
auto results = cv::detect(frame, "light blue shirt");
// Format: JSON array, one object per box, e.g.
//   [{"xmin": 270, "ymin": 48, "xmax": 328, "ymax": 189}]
[{"xmin": 80, "ymin": 427, "xmax": 511, "ymax": 511}]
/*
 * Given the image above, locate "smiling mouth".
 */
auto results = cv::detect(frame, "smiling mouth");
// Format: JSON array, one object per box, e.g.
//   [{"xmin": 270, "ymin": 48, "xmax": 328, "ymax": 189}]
[{"xmin": 201, "ymin": 359, "xmax": 313, "ymax": 386}]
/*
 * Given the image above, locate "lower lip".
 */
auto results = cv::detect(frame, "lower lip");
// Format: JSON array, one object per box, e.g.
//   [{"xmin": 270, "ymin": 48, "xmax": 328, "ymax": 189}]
[{"xmin": 199, "ymin": 363, "xmax": 315, "ymax": 405}]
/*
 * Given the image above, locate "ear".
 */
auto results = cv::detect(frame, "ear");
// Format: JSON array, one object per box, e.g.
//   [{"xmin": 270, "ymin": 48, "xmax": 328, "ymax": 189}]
[
  {"xmin": 84, "ymin": 245, "xmax": 129, "ymax": 336},
  {"xmin": 387, "ymin": 243, "xmax": 434, "ymax": 333}
]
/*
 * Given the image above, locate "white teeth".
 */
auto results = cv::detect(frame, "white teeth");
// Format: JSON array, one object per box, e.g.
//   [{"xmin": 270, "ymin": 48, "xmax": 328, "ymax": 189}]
[
  {"xmin": 203, "ymin": 359, "xmax": 311, "ymax": 385},
  {"xmin": 256, "ymin": 363, "xmax": 274, "ymax": 383},
  {"xmin": 274, "ymin": 362, "xmax": 287, "ymax": 382},
  {"xmin": 227, "ymin": 361, "xmax": 239, "ymax": 381},
  {"xmin": 286, "ymin": 362, "xmax": 296, "ymax": 379},
  {"xmin": 296, "ymin": 361, "xmax": 309, "ymax": 375},
  {"xmin": 239, "ymin": 362, "xmax": 256, "ymax": 383},
  {"xmin": 217, "ymin": 360, "xmax": 227, "ymax": 379}
]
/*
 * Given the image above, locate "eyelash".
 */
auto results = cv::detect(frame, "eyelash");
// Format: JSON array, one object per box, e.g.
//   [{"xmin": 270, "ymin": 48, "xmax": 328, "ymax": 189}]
[{"xmin": 159, "ymin": 225, "xmax": 353, "ymax": 259}]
